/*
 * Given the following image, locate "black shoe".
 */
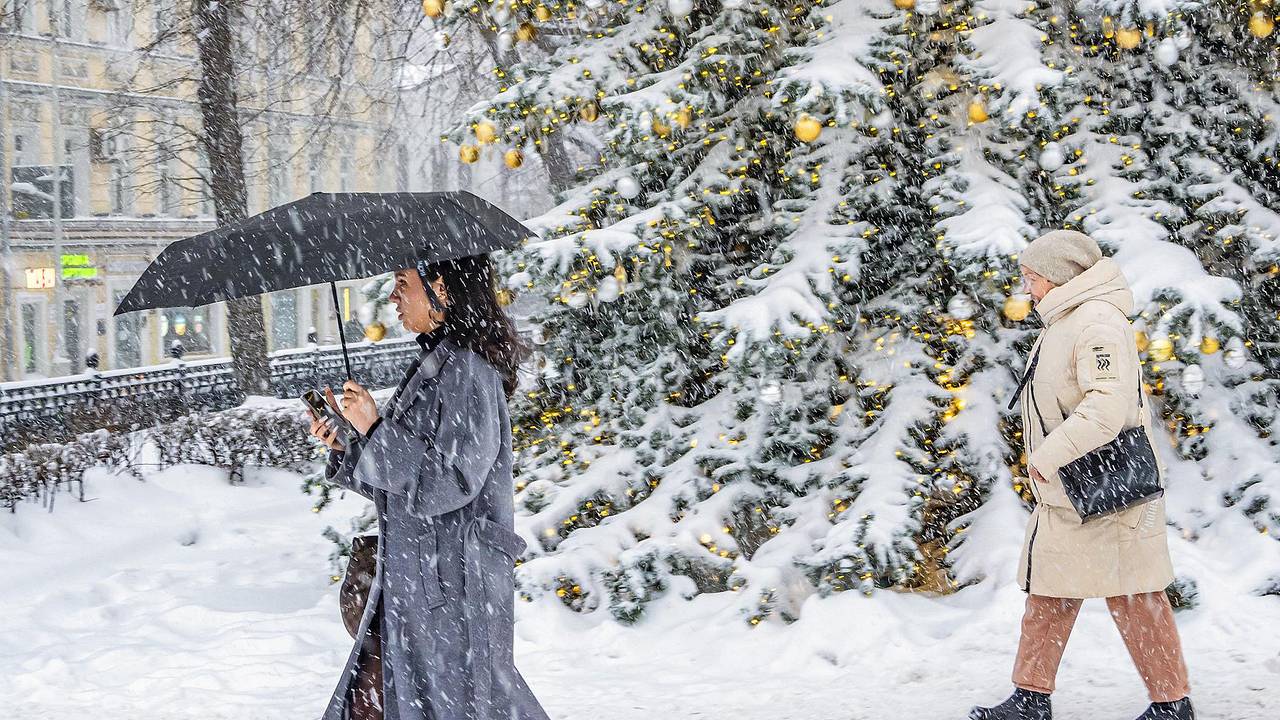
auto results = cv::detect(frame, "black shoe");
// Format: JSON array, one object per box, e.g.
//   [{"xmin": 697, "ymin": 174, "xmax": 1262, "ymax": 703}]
[
  {"xmin": 969, "ymin": 688, "xmax": 1052, "ymax": 720},
  {"xmin": 1135, "ymin": 697, "xmax": 1195, "ymax": 720}
]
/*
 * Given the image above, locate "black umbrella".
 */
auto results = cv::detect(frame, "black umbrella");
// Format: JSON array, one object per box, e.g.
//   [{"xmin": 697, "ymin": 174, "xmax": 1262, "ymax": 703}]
[{"xmin": 113, "ymin": 191, "xmax": 534, "ymax": 377}]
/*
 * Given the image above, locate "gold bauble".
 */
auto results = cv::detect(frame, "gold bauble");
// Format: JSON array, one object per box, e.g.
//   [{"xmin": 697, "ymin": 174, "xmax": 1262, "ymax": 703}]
[
  {"xmin": 504, "ymin": 148, "xmax": 524, "ymax": 168},
  {"xmin": 579, "ymin": 102, "xmax": 599, "ymax": 122},
  {"xmin": 794, "ymin": 115, "xmax": 823, "ymax": 143},
  {"xmin": 422, "ymin": 0, "xmax": 444, "ymax": 17},
  {"xmin": 1135, "ymin": 330, "xmax": 1149, "ymax": 352},
  {"xmin": 968, "ymin": 99, "xmax": 989, "ymax": 123},
  {"xmin": 652, "ymin": 118, "xmax": 671, "ymax": 138},
  {"xmin": 474, "ymin": 121, "xmax": 497, "ymax": 143},
  {"xmin": 1114, "ymin": 27, "xmax": 1142, "ymax": 49},
  {"xmin": 674, "ymin": 107, "xmax": 692, "ymax": 129},
  {"xmin": 459, "ymin": 144, "xmax": 480, "ymax": 163},
  {"xmin": 1148, "ymin": 336, "xmax": 1175, "ymax": 362},
  {"xmin": 534, "ymin": 4, "xmax": 552, "ymax": 20},
  {"xmin": 1003, "ymin": 296, "xmax": 1032, "ymax": 322},
  {"xmin": 496, "ymin": 288, "xmax": 514, "ymax": 307},
  {"xmin": 364, "ymin": 321, "xmax": 387, "ymax": 342},
  {"xmin": 1250, "ymin": 11, "xmax": 1276, "ymax": 38},
  {"xmin": 1200, "ymin": 336, "xmax": 1220, "ymax": 354},
  {"xmin": 516, "ymin": 21, "xmax": 537, "ymax": 42},
  {"xmin": 893, "ymin": 0, "xmax": 915, "ymax": 8}
]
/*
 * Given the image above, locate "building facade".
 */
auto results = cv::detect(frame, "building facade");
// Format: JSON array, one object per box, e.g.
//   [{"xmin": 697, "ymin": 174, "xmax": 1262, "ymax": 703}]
[{"xmin": 1, "ymin": 0, "xmax": 407, "ymax": 381}]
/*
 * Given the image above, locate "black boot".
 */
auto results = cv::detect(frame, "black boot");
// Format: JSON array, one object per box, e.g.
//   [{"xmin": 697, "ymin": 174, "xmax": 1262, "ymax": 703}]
[
  {"xmin": 969, "ymin": 688, "xmax": 1052, "ymax": 720},
  {"xmin": 1134, "ymin": 697, "xmax": 1195, "ymax": 720}
]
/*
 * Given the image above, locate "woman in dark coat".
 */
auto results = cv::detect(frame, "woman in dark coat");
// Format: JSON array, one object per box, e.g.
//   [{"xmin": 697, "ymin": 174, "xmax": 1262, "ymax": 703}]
[{"xmin": 308, "ymin": 254, "xmax": 550, "ymax": 720}]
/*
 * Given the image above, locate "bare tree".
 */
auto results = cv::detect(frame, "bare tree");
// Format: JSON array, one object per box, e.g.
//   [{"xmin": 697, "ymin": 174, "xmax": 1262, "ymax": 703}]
[{"xmin": 99, "ymin": 0, "xmax": 416, "ymax": 394}]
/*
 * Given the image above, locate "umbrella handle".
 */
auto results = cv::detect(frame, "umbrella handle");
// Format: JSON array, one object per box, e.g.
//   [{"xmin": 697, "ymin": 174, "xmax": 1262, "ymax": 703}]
[{"xmin": 330, "ymin": 281, "xmax": 354, "ymax": 381}]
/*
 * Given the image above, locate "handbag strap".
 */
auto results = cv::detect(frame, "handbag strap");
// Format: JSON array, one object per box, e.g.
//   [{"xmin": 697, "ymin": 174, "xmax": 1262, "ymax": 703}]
[{"xmin": 1008, "ymin": 342, "xmax": 1145, "ymax": 427}]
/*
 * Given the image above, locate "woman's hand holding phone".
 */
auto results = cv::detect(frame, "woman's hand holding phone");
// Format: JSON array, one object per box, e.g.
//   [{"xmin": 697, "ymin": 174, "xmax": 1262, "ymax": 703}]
[{"xmin": 306, "ymin": 387, "xmax": 349, "ymax": 451}]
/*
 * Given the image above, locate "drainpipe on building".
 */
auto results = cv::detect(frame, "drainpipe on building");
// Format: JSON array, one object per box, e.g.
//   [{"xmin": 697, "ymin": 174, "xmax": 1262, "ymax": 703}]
[
  {"xmin": 50, "ymin": 26, "xmax": 70, "ymax": 377},
  {"xmin": 0, "ymin": 61, "xmax": 15, "ymax": 382}
]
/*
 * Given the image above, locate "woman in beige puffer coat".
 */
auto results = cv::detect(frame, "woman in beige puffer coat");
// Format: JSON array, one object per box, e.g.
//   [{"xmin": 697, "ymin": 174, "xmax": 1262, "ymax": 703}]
[{"xmin": 969, "ymin": 230, "xmax": 1194, "ymax": 720}]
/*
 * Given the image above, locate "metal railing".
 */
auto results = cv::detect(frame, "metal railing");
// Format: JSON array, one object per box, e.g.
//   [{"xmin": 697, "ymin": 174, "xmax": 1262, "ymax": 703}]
[{"xmin": 0, "ymin": 336, "xmax": 420, "ymax": 452}]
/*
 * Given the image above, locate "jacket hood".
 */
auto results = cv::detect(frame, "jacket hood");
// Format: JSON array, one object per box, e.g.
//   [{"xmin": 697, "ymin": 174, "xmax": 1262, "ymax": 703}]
[{"xmin": 1034, "ymin": 257, "xmax": 1134, "ymax": 325}]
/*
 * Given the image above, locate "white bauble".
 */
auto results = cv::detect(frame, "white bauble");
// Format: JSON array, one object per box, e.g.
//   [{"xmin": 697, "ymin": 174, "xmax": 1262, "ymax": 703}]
[
  {"xmin": 1155, "ymin": 38, "xmax": 1180, "ymax": 67},
  {"xmin": 497, "ymin": 30, "xmax": 514, "ymax": 53},
  {"xmin": 1039, "ymin": 141, "xmax": 1065, "ymax": 172},
  {"xmin": 616, "ymin": 176, "xmax": 641, "ymax": 199},
  {"xmin": 947, "ymin": 294, "xmax": 976, "ymax": 320},
  {"xmin": 759, "ymin": 380, "xmax": 782, "ymax": 405},
  {"xmin": 532, "ymin": 325, "xmax": 548, "ymax": 345},
  {"xmin": 1225, "ymin": 336, "xmax": 1247, "ymax": 369},
  {"xmin": 565, "ymin": 290, "xmax": 589, "ymax": 309},
  {"xmin": 668, "ymin": 0, "xmax": 693, "ymax": 17},
  {"xmin": 507, "ymin": 270, "xmax": 532, "ymax": 288},
  {"xmin": 1181, "ymin": 364, "xmax": 1205, "ymax": 395},
  {"xmin": 916, "ymin": 0, "xmax": 940, "ymax": 14},
  {"xmin": 597, "ymin": 275, "xmax": 622, "ymax": 303}
]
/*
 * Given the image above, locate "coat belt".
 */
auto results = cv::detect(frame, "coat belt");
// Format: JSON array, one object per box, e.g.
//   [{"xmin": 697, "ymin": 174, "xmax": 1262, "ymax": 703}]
[{"xmin": 462, "ymin": 515, "xmax": 496, "ymax": 720}]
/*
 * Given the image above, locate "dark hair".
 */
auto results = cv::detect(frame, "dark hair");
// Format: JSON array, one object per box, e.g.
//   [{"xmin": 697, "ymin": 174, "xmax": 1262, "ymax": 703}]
[{"xmin": 418, "ymin": 254, "xmax": 529, "ymax": 398}]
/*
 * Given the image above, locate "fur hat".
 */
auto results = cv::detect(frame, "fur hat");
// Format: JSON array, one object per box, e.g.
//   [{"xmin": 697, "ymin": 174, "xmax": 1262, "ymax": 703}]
[{"xmin": 1019, "ymin": 229, "xmax": 1102, "ymax": 286}]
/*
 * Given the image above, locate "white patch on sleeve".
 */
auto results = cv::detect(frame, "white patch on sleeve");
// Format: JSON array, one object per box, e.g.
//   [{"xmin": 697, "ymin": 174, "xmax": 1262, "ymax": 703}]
[{"xmin": 1088, "ymin": 343, "xmax": 1120, "ymax": 382}]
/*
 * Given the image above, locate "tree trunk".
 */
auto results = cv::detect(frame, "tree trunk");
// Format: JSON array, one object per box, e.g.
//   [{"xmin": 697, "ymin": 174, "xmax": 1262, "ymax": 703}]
[{"xmin": 193, "ymin": 0, "xmax": 271, "ymax": 395}]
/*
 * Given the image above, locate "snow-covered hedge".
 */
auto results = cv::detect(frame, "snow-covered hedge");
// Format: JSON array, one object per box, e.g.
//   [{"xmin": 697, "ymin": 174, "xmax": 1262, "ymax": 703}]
[{"xmin": 1, "ymin": 406, "xmax": 323, "ymax": 512}]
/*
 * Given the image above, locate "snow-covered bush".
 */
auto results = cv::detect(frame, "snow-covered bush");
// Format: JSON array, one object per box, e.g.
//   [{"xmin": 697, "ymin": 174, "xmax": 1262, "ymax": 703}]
[
  {"xmin": 147, "ymin": 407, "xmax": 321, "ymax": 482},
  {"xmin": 0, "ymin": 429, "xmax": 137, "ymax": 512}
]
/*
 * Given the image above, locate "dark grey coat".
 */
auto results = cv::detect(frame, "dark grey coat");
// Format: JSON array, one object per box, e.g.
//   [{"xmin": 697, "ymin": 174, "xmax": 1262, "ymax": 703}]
[{"xmin": 321, "ymin": 337, "xmax": 550, "ymax": 720}]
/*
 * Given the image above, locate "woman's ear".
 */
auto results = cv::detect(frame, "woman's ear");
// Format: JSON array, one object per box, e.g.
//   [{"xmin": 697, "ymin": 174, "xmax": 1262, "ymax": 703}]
[{"xmin": 433, "ymin": 276, "xmax": 449, "ymax": 307}]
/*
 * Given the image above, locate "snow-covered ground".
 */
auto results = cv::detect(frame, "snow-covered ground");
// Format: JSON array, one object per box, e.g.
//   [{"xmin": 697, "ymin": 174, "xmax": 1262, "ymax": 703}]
[{"xmin": 1, "ymin": 466, "xmax": 1276, "ymax": 719}]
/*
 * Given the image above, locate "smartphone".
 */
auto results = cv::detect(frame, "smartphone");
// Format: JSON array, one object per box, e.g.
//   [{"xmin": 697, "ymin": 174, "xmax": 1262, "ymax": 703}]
[{"xmin": 302, "ymin": 389, "xmax": 353, "ymax": 433}]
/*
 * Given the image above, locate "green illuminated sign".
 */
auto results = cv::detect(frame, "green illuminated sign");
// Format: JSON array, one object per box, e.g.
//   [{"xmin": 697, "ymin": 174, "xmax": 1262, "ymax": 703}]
[{"xmin": 61, "ymin": 253, "xmax": 98, "ymax": 280}]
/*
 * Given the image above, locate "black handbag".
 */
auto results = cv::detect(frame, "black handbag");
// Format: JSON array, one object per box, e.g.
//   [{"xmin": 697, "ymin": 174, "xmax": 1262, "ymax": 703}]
[
  {"xmin": 340, "ymin": 534, "xmax": 378, "ymax": 639},
  {"xmin": 1010, "ymin": 347, "xmax": 1163, "ymax": 523}
]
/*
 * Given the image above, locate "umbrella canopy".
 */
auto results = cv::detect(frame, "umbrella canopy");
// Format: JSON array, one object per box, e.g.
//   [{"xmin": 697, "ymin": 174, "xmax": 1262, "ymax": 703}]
[{"xmin": 113, "ymin": 191, "xmax": 534, "ymax": 316}]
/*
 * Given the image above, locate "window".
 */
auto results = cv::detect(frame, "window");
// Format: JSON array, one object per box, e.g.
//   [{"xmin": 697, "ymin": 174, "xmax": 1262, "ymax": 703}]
[
  {"xmin": 113, "ymin": 290, "xmax": 142, "ymax": 368},
  {"xmin": 340, "ymin": 153, "xmax": 353, "ymax": 192},
  {"xmin": 6, "ymin": 0, "xmax": 33, "ymax": 31},
  {"xmin": 270, "ymin": 291, "xmax": 298, "ymax": 351},
  {"xmin": 309, "ymin": 150, "xmax": 325, "ymax": 192},
  {"xmin": 63, "ymin": 298, "xmax": 82, "ymax": 371},
  {"xmin": 20, "ymin": 302, "xmax": 40, "ymax": 375},
  {"xmin": 159, "ymin": 307, "xmax": 214, "ymax": 356},
  {"xmin": 395, "ymin": 144, "xmax": 409, "ymax": 191}
]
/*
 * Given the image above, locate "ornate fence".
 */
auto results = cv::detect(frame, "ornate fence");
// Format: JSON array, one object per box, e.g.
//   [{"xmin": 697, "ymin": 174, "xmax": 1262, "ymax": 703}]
[{"xmin": 0, "ymin": 337, "xmax": 420, "ymax": 453}]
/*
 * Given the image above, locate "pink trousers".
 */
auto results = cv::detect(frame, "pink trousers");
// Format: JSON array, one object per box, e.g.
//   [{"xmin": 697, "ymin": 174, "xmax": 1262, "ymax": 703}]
[{"xmin": 1012, "ymin": 591, "xmax": 1190, "ymax": 702}]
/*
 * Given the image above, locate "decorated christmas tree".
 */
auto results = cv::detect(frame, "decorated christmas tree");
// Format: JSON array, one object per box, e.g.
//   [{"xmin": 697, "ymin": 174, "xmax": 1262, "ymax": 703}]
[{"xmin": 422, "ymin": 0, "xmax": 1280, "ymax": 624}]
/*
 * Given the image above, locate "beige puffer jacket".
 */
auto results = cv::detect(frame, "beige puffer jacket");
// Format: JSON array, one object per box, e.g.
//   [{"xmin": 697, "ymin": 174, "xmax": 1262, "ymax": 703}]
[{"xmin": 1014, "ymin": 257, "xmax": 1175, "ymax": 598}]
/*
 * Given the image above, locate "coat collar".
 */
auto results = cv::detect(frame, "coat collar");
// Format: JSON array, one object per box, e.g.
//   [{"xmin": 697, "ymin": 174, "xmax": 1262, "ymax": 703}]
[
  {"xmin": 1034, "ymin": 257, "xmax": 1134, "ymax": 326},
  {"xmin": 387, "ymin": 337, "xmax": 459, "ymax": 420}
]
